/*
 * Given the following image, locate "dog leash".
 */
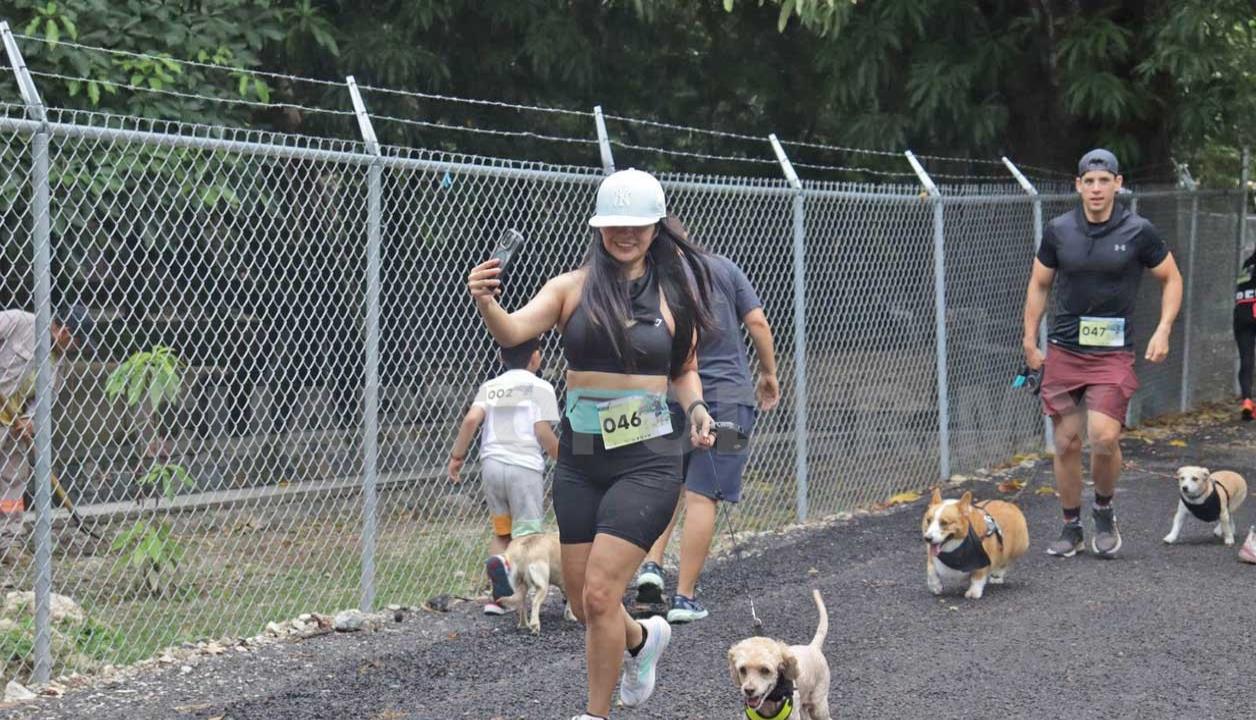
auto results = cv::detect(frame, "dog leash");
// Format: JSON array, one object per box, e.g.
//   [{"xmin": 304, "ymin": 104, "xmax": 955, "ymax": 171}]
[{"xmin": 707, "ymin": 450, "xmax": 764, "ymax": 636}]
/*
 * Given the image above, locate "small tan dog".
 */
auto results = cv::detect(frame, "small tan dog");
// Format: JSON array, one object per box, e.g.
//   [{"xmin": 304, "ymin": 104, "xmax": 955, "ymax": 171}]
[
  {"xmin": 500, "ymin": 532, "xmax": 576, "ymax": 635},
  {"xmin": 727, "ymin": 589, "xmax": 830, "ymax": 720},
  {"xmin": 921, "ymin": 489, "xmax": 1029, "ymax": 599},
  {"xmin": 1163, "ymin": 466, "xmax": 1248, "ymax": 546}
]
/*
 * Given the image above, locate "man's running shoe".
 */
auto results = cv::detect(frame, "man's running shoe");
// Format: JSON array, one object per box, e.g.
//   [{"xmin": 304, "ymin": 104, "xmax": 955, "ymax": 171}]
[
  {"xmin": 483, "ymin": 601, "xmax": 508, "ymax": 616},
  {"xmin": 1046, "ymin": 520, "xmax": 1084, "ymax": 557},
  {"xmin": 635, "ymin": 561, "xmax": 665, "ymax": 605},
  {"xmin": 1242, "ymin": 398, "xmax": 1254, "ymax": 422},
  {"xmin": 1239, "ymin": 526, "xmax": 1256, "ymax": 564},
  {"xmin": 666, "ymin": 594, "xmax": 709, "ymax": 624},
  {"xmin": 485, "ymin": 554, "xmax": 514, "ymax": 601},
  {"xmin": 1091, "ymin": 505, "xmax": 1122, "ymax": 558},
  {"xmin": 619, "ymin": 615, "xmax": 671, "ymax": 707}
]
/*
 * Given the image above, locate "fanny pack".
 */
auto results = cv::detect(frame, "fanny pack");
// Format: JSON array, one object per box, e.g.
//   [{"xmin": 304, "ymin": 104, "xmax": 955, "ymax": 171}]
[{"xmin": 564, "ymin": 388, "xmax": 667, "ymax": 435}]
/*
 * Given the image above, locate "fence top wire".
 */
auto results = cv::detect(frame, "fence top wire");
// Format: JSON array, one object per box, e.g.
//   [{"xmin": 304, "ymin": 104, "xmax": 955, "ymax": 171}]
[
  {"xmin": 358, "ymin": 85, "xmax": 592, "ymax": 118},
  {"xmin": 602, "ymin": 113, "xmax": 768, "ymax": 144},
  {"xmin": 0, "ymin": 100, "xmax": 369, "ymax": 157},
  {"xmin": 12, "ymin": 32, "xmax": 348, "ymax": 92},
  {"xmin": 25, "ymin": 69, "xmax": 356, "ymax": 119},
  {"xmin": 369, "ymin": 113, "xmax": 597, "ymax": 146},
  {"xmin": 777, "ymin": 137, "xmax": 903, "ymax": 158},
  {"xmin": 608, "ymin": 139, "xmax": 780, "ymax": 166}
]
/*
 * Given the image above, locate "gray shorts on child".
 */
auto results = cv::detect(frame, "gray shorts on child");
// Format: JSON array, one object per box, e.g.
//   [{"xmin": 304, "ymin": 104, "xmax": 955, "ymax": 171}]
[{"xmin": 482, "ymin": 457, "xmax": 544, "ymax": 538}]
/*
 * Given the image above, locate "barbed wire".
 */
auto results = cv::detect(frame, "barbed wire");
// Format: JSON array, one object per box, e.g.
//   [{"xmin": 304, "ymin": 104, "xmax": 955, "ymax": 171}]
[
  {"xmin": 603, "ymin": 113, "xmax": 766, "ymax": 143},
  {"xmin": 789, "ymin": 160, "xmax": 922, "ymax": 179},
  {"xmin": 26, "ymin": 69, "xmax": 356, "ymax": 118},
  {"xmin": 777, "ymin": 137, "xmax": 902, "ymax": 158},
  {"xmin": 370, "ymin": 113, "xmax": 598, "ymax": 145},
  {"xmin": 916, "ymin": 152, "xmax": 1006, "ymax": 167},
  {"xmin": 13, "ymin": 32, "xmax": 347, "ymax": 92},
  {"xmin": 358, "ymin": 85, "xmax": 592, "ymax": 118},
  {"xmin": 608, "ymin": 139, "xmax": 779, "ymax": 165}
]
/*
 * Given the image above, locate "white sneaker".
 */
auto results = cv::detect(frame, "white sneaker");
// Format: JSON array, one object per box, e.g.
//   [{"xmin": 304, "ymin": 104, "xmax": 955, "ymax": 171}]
[
  {"xmin": 482, "ymin": 601, "xmax": 508, "ymax": 616},
  {"xmin": 1239, "ymin": 526, "xmax": 1256, "ymax": 564},
  {"xmin": 618, "ymin": 615, "xmax": 671, "ymax": 707}
]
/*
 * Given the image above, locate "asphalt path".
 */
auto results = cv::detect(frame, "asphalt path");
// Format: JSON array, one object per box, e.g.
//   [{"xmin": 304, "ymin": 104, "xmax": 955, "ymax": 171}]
[{"xmin": 6, "ymin": 413, "xmax": 1255, "ymax": 720}]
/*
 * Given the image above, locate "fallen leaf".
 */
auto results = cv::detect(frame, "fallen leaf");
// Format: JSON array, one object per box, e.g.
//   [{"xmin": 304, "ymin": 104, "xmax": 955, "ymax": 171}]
[
  {"xmin": 885, "ymin": 491, "xmax": 922, "ymax": 506},
  {"xmin": 997, "ymin": 479, "xmax": 1025, "ymax": 493},
  {"xmin": 1035, "ymin": 486, "xmax": 1057, "ymax": 496},
  {"xmin": 1168, "ymin": 439, "xmax": 1187, "ymax": 447}
]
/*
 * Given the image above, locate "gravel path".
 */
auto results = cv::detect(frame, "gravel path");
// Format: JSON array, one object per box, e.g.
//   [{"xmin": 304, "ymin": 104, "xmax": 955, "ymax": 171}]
[{"xmin": 5, "ymin": 413, "xmax": 1255, "ymax": 720}]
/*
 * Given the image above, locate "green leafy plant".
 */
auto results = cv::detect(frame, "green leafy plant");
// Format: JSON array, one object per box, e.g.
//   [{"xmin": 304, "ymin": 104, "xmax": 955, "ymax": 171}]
[
  {"xmin": 104, "ymin": 346, "xmax": 183, "ymax": 413},
  {"xmin": 104, "ymin": 347, "xmax": 192, "ymax": 596}
]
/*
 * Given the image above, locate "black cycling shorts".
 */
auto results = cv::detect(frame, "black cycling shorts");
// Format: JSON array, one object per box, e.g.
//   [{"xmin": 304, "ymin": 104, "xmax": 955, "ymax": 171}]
[{"xmin": 552, "ymin": 412, "xmax": 684, "ymax": 551}]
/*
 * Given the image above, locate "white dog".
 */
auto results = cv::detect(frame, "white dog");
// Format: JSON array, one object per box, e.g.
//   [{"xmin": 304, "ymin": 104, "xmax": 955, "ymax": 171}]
[
  {"xmin": 1163, "ymin": 466, "xmax": 1248, "ymax": 546},
  {"xmin": 727, "ymin": 589, "xmax": 830, "ymax": 719}
]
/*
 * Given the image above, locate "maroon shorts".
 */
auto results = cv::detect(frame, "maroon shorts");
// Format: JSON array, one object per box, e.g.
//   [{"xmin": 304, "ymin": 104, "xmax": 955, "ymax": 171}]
[{"xmin": 1040, "ymin": 345, "xmax": 1139, "ymax": 424}]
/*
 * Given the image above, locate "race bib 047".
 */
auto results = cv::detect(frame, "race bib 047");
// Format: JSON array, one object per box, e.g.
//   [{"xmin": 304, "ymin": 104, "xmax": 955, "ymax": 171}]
[
  {"xmin": 1079, "ymin": 316, "xmax": 1125, "ymax": 347},
  {"xmin": 596, "ymin": 395, "xmax": 672, "ymax": 449}
]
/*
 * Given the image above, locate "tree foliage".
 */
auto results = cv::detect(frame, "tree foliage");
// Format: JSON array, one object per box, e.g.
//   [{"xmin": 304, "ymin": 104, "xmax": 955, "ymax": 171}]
[{"xmin": 1, "ymin": 0, "xmax": 1253, "ymax": 181}]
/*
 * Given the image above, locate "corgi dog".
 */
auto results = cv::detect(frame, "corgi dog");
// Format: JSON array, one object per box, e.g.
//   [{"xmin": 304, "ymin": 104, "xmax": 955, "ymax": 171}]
[{"xmin": 921, "ymin": 489, "xmax": 1029, "ymax": 599}]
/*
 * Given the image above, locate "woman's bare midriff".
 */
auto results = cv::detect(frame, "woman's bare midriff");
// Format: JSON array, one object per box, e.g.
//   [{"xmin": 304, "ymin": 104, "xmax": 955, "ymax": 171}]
[{"xmin": 566, "ymin": 369, "xmax": 668, "ymax": 395}]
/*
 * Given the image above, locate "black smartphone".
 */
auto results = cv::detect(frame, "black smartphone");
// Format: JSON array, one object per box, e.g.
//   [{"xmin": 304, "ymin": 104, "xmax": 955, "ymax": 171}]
[
  {"xmin": 710, "ymin": 420, "xmax": 749, "ymax": 453},
  {"xmin": 489, "ymin": 229, "xmax": 525, "ymax": 283}
]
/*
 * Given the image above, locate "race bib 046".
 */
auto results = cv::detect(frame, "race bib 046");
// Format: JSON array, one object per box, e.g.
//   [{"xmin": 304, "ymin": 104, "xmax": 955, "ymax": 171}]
[
  {"xmin": 596, "ymin": 395, "xmax": 672, "ymax": 449},
  {"xmin": 1079, "ymin": 316, "xmax": 1125, "ymax": 347}
]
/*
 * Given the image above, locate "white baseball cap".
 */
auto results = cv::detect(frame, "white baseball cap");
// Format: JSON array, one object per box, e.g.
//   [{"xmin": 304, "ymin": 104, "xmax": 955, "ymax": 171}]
[{"xmin": 588, "ymin": 169, "xmax": 666, "ymax": 228}]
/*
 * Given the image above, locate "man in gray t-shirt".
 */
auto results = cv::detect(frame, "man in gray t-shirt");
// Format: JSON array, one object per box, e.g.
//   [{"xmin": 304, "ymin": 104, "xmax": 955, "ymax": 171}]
[{"xmin": 635, "ymin": 254, "xmax": 779, "ymax": 623}]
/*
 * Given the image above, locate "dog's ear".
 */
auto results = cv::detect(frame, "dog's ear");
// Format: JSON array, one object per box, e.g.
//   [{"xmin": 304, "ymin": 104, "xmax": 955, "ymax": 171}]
[
  {"xmin": 728, "ymin": 649, "xmax": 741, "ymax": 686},
  {"xmin": 778, "ymin": 643, "xmax": 800, "ymax": 682},
  {"xmin": 959, "ymin": 490, "xmax": 973, "ymax": 508},
  {"xmin": 931, "ymin": 487, "xmax": 943, "ymax": 504}
]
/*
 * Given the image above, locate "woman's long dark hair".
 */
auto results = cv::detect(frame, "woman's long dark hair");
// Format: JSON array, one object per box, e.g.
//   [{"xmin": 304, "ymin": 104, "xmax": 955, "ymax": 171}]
[{"xmin": 579, "ymin": 215, "xmax": 714, "ymax": 377}]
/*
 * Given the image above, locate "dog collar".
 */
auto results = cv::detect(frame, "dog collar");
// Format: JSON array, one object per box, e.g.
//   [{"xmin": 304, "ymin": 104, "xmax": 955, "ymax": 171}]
[
  {"xmin": 746, "ymin": 696, "xmax": 793, "ymax": 720},
  {"xmin": 1182, "ymin": 485, "xmax": 1226, "ymax": 523}
]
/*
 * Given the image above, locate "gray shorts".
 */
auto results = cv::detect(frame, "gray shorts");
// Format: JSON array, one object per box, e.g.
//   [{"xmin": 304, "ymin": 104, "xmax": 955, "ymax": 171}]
[{"xmin": 482, "ymin": 457, "xmax": 544, "ymax": 538}]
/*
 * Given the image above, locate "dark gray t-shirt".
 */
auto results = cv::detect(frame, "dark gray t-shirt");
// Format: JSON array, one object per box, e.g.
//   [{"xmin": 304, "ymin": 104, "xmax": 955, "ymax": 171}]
[
  {"xmin": 698, "ymin": 254, "xmax": 762, "ymax": 406},
  {"xmin": 1037, "ymin": 205, "xmax": 1169, "ymax": 352}
]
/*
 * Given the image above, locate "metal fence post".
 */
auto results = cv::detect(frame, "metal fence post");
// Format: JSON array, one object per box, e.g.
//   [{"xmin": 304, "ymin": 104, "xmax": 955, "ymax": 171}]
[
  {"xmin": 906, "ymin": 151, "xmax": 950, "ymax": 482},
  {"xmin": 1002, "ymin": 157, "xmax": 1053, "ymax": 453},
  {"xmin": 1181, "ymin": 187, "xmax": 1199, "ymax": 413},
  {"xmin": 593, "ymin": 106, "xmax": 615, "ymax": 175},
  {"xmin": 768, "ymin": 134, "xmax": 809, "ymax": 522},
  {"xmin": 347, "ymin": 76, "xmax": 382, "ymax": 613},
  {"xmin": 2, "ymin": 21, "xmax": 53, "ymax": 685}
]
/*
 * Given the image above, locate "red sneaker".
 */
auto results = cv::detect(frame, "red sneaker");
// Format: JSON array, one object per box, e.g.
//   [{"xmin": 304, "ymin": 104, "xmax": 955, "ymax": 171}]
[{"xmin": 1242, "ymin": 399, "xmax": 1254, "ymax": 422}]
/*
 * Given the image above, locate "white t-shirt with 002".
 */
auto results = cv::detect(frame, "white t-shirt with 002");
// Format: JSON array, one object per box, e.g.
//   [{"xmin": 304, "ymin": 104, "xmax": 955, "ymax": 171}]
[{"xmin": 471, "ymin": 369, "xmax": 559, "ymax": 474}]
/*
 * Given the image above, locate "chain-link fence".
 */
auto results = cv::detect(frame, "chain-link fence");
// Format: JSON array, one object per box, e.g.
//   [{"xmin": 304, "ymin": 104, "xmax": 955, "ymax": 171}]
[{"xmin": 0, "ymin": 87, "xmax": 1248, "ymax": 688}]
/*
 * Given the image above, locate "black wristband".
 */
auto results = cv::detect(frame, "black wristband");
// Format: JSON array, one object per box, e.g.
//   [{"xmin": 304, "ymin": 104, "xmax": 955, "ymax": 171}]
[{"xmin": 686, "ymin": 400, "xmax": 709, "ymax": 418}]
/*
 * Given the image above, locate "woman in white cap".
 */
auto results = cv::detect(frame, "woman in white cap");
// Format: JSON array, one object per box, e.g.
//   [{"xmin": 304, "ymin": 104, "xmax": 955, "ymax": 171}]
[{"xmin": 467, "ymin": 168, "xmax": 715, "ymax": 720}]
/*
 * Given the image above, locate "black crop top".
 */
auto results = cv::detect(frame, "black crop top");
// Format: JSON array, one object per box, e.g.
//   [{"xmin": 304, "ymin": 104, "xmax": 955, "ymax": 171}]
[{"xmin": 562, "ymin": 264, "xmax": 673, "ymax": 376}]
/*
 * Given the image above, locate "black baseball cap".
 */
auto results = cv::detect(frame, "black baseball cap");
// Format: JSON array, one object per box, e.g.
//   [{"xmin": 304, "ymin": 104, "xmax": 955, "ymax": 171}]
[{"xmin": 1077, "ymin": 149, "xmax": 1120, "ymax": 177}]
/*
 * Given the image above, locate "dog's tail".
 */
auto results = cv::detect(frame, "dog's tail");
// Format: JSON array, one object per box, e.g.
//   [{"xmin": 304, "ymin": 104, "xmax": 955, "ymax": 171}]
[{"xmin": 809, "ymin": 589, "xmax": 828, "ymax": 649}]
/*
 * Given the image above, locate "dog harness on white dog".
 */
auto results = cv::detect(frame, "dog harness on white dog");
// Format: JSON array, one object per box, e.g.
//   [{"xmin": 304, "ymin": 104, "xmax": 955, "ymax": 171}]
[
  {"xmin": 1182, "ymin": 483, "xmax": 1228, "ymax": 523},
  {"xmin": 936, "ymin": 507, "xmax": 1003, "ymax": 573},
  {"xmin": 744, "ymin": 677, "xmax": 796, "ymax": 720}
]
